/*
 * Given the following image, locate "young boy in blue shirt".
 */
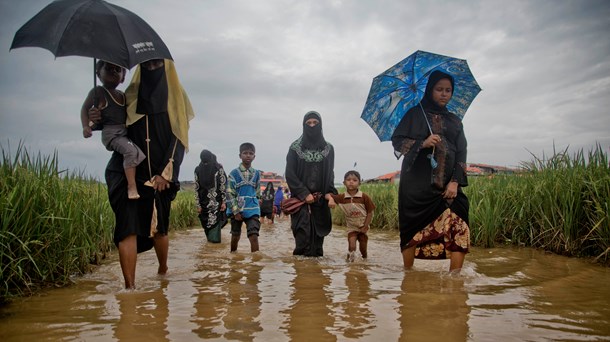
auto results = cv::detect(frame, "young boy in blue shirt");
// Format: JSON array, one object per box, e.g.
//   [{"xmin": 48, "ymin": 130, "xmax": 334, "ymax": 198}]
[{"xmin": 227, "ymin": 142, "xmax": 261, "ymax": 252}]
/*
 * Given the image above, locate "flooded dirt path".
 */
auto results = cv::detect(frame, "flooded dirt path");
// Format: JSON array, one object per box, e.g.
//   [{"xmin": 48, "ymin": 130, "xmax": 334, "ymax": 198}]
[{"xmin": 1, "ymin": 218, "xmax": 609, "ymax": 341}]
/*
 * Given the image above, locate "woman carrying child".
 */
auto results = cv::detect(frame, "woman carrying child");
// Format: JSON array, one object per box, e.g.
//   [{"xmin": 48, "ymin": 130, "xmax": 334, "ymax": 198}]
[{"xmin": 98, "ymin": 59, "xmax": 194, "ymax": 288}]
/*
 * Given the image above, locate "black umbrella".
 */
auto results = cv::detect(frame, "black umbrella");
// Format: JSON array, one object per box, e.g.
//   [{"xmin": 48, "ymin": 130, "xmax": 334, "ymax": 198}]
[{"xmin": 10, "ymin": 0, "xmax": 173, "ymax": 86}]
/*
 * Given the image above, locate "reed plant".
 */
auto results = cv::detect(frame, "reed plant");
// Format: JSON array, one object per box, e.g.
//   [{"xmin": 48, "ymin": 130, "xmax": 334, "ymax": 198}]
[
  {"xmin": 0, "ymin": 144, "xmax": 202, "ymax": 302},
  {"xmin": 0, "ymin": 143, "xmax": 114, "ymax": 302},
  {"xmin": 170, "ymin": 189, "xmax": 199, "ymax": 229},
  {"xmin": 466, "ymin": 144, "xmax": 609, "ymax": 261}
]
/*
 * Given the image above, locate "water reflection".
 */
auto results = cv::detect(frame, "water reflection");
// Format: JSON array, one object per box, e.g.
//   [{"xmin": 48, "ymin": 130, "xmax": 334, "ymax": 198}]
[
  {"xmin": 1, "ymin": 227, "xmax": 610, "ymax": 341},
  {"xmin": 282, "ymin": 260, "xmax": 336, "ymax": 341},
  {"xmin": 397, "ymin": 271, "xmax": 469, "ymax": 341},
  {"xmin": 191, "ymin": 262, "xmax": 226, "ymax": 339},
  {"xmin": 223, "ymin": 256, "xmax": 263, "ymax": 341},
  {"xmin": 337, "ymin": 268, "xmax": 376, "ymax": 339},
  {"xmin": 114, "ymin": 280, "xmax": 170, "ymax": 341}
]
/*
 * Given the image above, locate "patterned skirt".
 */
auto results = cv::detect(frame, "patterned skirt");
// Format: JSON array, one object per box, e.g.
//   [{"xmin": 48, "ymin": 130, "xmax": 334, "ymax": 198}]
[{"xmin": 406, "ymin": 208, "xmax": 470, "ymax": 259}]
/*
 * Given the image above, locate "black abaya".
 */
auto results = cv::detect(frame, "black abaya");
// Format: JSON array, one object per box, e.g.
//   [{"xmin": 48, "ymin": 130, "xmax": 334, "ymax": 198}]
[
  {"xmin": 285, "ymin": 111, "xmax": 337, "ymax": 257},
  {"xmin": 391, "ymin": 97, "xmax": 469, "ymax": 249}
]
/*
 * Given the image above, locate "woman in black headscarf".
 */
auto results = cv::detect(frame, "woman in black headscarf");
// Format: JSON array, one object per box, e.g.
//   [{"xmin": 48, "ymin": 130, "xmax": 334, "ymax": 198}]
[
  {"xmin": 260, "ymin": 182, "xmax": 275, "ymax": 224},
  {"xmin": 102, "ymin": 59, "xmax": 194, "ymax": 288},
  {"xmin": 391, "ymin": 70, "xmax": 470, "ymax": 271},
  {"xmin": 285, "ymin": 111, "xmax": 338, "ymax": 257},
  {"xmin": 195, "ymin": 149, "xmax": 227, "ymax": 242}
]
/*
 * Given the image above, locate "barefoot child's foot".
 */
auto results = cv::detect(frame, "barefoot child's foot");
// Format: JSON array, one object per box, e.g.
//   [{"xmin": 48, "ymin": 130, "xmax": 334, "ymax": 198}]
[{"xmin": 128, "ymin": 187, "xmax": 140, "ymax": 200}]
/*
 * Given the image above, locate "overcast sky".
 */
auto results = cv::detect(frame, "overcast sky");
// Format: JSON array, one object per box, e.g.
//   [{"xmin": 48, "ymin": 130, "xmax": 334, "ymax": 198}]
[{"xmin": 1, "ymin": 0, "xmax": 609, "ymax": 183}]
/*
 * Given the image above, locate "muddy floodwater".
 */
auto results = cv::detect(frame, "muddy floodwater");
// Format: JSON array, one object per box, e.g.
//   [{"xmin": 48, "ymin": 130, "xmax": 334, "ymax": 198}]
[{"xmin": 1, "ymin": 218, "xmax": 609, "ymax": 341}]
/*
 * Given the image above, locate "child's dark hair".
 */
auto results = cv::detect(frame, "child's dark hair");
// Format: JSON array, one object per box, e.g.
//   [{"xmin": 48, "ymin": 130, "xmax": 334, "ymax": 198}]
[
  {"xmin": 240, "ymin": 142, "xmax": 255, "ymax": 153},
  {"xmin": 344, "ymin": 170, "xmax": 361, "ymax": 181}
]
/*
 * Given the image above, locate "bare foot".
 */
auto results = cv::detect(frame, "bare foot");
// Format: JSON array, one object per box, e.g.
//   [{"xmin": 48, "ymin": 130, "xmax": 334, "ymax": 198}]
[
  {"xmin": 157, "ymin": 265, "xmax": 168, "ymax": 275},
  {"xmin": 346, "ymin": 251, "xmax": 355, "ymax": 262},
  {"xmin": 128, "ymin": 187, "xmax": 140, "ymax": 200}
]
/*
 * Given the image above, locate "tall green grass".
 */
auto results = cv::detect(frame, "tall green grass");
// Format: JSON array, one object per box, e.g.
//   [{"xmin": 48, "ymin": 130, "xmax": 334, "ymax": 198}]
[
  {"xmin": 0, "ymin": 143, "xmax": 114, "ymax": 302},
  {"xmin": 467, "ymin": 144, "xmax": 610, "ymax": 261},
  {"xmin": 171, "ymin": 189, "xmax": 199, "ymax": 229},
  {"xmin": 0, "ymin": 143, "xmax": 200, "ymax": 302}
]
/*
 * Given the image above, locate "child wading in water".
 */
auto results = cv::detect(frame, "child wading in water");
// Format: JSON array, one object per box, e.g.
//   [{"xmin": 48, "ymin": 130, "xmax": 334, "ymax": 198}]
[
  {"xmin": 226, "ymin": 142, "xmax": 262, "ymax": 253},
  {"xmin": 81, "ymin": 60, "xmax": 145, "ymax": 199},
  {"xmin": 329, "ymin": 170, "xmax": 376, "ymax": 261}
]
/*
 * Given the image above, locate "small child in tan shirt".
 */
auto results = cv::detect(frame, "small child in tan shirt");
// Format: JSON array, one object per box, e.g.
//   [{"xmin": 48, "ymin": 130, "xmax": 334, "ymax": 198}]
[{"xmin": 329, "ymin": 170, "xmax": 375, "ymax": 261}]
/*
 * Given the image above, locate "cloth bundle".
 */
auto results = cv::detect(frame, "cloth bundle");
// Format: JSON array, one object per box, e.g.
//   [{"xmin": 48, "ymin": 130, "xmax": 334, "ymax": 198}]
[{"xmin": 280, "ymin": 193, "xmax": 321, "ymax": 215}]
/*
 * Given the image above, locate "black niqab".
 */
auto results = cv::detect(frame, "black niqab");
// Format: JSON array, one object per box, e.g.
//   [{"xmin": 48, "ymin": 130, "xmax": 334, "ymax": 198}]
[
  {"xmin": 301, "ymin": 111, "xmax": 326, "ymax": 150},
  {"xmin": 196, "ymin": 150, "xmax": 220, "ymax": 189},
  {"xmin": 136, "ymin": 65, "xmax": 168, "ymax": 115}
]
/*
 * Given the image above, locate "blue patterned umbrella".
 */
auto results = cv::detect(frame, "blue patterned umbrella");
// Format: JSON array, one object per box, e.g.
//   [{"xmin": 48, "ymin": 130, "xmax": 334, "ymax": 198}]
[{"xmin": 361, "ymin": 50, "xmax": 481, "ymax": 142}]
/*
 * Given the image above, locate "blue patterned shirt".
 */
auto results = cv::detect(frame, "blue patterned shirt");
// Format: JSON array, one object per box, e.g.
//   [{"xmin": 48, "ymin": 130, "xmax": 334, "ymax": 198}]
[{"xmin": 226, "ymin": 163, "xmax": 261, "ymax": 218}]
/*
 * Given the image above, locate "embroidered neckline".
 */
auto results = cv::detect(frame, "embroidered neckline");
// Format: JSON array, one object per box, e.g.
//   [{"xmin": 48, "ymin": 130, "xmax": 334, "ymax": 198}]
[{"xmin": 290, "ymin": 137, "xmax": 331, "ymax": 162}]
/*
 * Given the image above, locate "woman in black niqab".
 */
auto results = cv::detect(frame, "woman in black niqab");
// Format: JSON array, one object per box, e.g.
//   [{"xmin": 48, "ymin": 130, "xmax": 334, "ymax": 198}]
[
  {"xmin": 285, "ymin": 111, "xmax": 338, "ymax": 256},
  {"xmin": 391, "ymin": 70, "xmax": 470, "ymax": 271},
  {"xmin": 194, "ymin": 149, "xmax": 227, "ymax": 241},
  {"xmin": 196, "ymin": 149, "xmax": 221, "ymax": 189},
  {"xmin": 260, "ymin": 182, "xmax": 276, "ymax": 223}
]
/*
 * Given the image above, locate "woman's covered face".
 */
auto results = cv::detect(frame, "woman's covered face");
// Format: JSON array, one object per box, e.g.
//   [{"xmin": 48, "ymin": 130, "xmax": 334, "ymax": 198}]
[
  {"xmin": 141, "ymin": 59, "xmax": 164, "ymax": 71},
  {"xmin": 431, "ymin": 78, "xmax": 453, "ymax": 107},
  {"xmin": 305, "ymin": 118, "xmax": 320, "ymax": 127}
]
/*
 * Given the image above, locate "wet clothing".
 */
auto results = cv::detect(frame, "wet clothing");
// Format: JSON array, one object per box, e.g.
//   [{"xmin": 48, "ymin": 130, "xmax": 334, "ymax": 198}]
[
  {"xmin": 194, "ymin": 151, "xmax": 227, "ymax": 233},
  {"xmin": 226, "ymin": 164, "xmax": 261, "ymax": 219},
  {"xmin": 230, "ymin": 216, "xmax": 261, "ymax": 237},
  {"xmin": 405, "ymin": 208, "xmax": 470, "ymax": 258},
  {"xmin": 106, "ymin": 60, "xmax": 192, "ymax": 252},
  {"xmin": 106, "ymin": 111, "xmax": 184, "ymax": 252},
  {"xmin": 285, "ymin": 111, "xmax": 337, "ymax": 257},
  {"xmin": 331, "ymin": 191, "xmax": 375, "ymax": 233},
  {"xmin": 391, "ymin": 70, "xmax": 469, "ymax": 255}
]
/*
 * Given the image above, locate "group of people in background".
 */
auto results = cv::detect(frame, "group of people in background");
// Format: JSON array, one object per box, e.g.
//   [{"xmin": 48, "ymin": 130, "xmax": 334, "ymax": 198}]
[
  {"xmin": 192, "ymin": 111, "xmax": 376, "ymax": 261},
  {"xmin": 193, "ymin": 145, "xmax": 290, "ymax": 246},
  {"xmin": 84, "ymin": 59, "xmax": 471, "ymax": 289}
]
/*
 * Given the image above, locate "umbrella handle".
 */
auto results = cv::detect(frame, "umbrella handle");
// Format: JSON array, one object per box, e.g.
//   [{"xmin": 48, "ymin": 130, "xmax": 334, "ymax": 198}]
[
  {"xmin": 92, "ymin": 58, "xmax": 98, "ymax": 107},
  {"xmin": 89, "ymin": 58, "xmax": 98, "ymax": 128},
  {"xmin": 418, "ymin": 102, "xmax": 434, "ymax": 135}
]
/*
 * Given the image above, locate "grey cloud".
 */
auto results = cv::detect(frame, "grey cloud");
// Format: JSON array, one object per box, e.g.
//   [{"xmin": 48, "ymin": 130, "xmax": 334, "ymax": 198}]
[{"xmin": 1, "ymin": 0, "xmax": 609, "ymax": 182}]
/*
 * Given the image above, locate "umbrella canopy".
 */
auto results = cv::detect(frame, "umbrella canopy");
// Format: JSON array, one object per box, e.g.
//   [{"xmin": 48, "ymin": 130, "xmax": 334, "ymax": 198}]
[
  {"xmin": 361, "ymin": 50, "xmax": 481, "ymax": 142},
  {"xmin": 10, "ymin": 0, "xmax": 172, "ymax": 69}
]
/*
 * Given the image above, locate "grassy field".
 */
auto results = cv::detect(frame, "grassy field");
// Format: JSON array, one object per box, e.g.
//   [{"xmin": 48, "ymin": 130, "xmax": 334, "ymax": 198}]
[
  {"xmin": 1, "ymin": 143, "xmax": 608, "ymax": 302},
  {"xmin": 0, "ymin": 144, "xmax": 197, "ymax": 303}
]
